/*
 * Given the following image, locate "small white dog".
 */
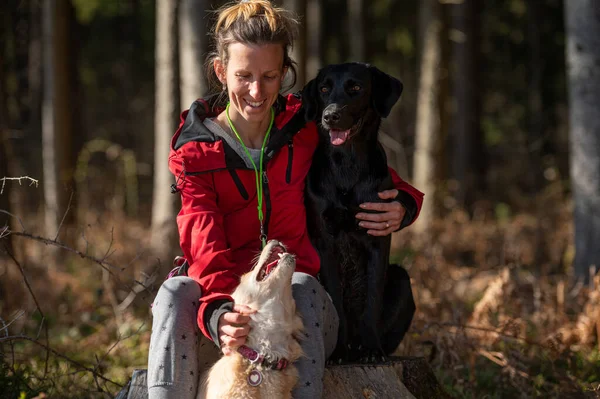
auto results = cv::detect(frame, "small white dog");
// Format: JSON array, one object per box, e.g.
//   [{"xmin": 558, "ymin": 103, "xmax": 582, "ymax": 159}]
[{"xmin": 198, "ymin": 240, "xmax": 304, "ymax": 399}]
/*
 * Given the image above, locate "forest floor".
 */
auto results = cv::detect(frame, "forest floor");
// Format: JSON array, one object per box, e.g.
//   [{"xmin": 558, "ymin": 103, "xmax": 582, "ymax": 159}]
[{"xmin": 1, "ymin": 190, "xmax": 600, "ymax": 398}]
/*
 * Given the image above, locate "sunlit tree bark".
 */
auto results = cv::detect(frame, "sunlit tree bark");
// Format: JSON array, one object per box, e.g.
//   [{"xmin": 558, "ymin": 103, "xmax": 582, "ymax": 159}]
[
  {"xmin": 413, "ymin": 0, "xmax": 442, "ymax": 237},
  {"xmin": 283, "ymin": 0, "xmax": 306, "ymax": 92},
  {"xmin": 564, "ymin": 0, "xmax": 600, "ymax": 281},
  {"xmin": 151, "ymin": 0, "xmax": 180, "ymax": 265},
  {"xmin": 179, "ymin": 0, "xmax": 207, "ymax": 108},
  {"xmin": 42, "ymin": 0, "xmax": 74, "ymax": 240},
  {"xmin": 305, "ymin": 0, "xmax": 322, "ymax": 79}
]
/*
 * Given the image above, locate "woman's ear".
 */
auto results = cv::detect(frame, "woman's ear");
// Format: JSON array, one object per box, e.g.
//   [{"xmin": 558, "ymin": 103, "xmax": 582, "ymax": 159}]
[{"xmin": 214, "ymin": 59, "xmax": 226, "ymax": 84}]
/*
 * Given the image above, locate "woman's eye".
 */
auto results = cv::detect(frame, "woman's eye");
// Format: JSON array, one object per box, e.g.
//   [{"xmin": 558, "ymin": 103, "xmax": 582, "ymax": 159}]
[{"xmin": 265, "ymin": 75, "xmax": 277, "ymax": 80}]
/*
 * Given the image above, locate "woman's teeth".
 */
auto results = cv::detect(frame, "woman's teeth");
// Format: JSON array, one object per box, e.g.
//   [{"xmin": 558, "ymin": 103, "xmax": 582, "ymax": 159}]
[{"xmin": 245, "ymin": 99, "xmax": 265, "ymax": 108}]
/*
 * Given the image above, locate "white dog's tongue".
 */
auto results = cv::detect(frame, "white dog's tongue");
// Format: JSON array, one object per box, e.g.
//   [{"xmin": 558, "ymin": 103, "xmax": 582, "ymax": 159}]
[
  {"xmin": 265, "ymin": 259, "xmax": 278, "ymax": 276},
  {"xmin": 329, "ymin": 129, "xmax": 350, "ymax": 146}
]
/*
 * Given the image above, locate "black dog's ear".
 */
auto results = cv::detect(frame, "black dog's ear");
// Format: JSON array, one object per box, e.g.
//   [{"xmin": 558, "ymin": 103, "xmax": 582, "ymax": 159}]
[
  {"xmin": 369, "ymin": 66, "xmax": 403, "ymax": 118},
  {"xmin": 301, "ymin": 77, "xmax": 320, "ymax": 121}
]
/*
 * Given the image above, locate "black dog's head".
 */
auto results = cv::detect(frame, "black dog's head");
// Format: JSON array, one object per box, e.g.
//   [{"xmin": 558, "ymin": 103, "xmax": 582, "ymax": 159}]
[{"xmin": 302, "ymin": 63, "xmax": 403, "ymax": 146}]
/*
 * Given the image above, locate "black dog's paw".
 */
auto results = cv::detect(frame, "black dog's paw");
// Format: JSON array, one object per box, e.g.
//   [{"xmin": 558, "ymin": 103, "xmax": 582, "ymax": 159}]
[{"xmin": 358, "ymin": 347, "xmax": 387, "ymax": 364}]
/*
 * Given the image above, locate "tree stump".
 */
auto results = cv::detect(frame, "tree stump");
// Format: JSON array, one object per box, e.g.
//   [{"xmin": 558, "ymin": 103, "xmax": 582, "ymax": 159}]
[{"xmin": 115, "ymin": 357, "xmax": 450, "ymax": 399}]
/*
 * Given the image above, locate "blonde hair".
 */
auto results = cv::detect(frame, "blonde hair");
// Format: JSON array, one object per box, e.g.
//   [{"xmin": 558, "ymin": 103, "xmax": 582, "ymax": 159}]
[{"xmin": 206, "ymin": 0, "xmax": 299, "ymax": 93}]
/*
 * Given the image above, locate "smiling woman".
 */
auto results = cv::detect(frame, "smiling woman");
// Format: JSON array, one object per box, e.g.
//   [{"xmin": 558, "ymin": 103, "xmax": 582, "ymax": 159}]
[{"xmin": 147, "ymin": 1, "xmax": 423, "ymax": 398}]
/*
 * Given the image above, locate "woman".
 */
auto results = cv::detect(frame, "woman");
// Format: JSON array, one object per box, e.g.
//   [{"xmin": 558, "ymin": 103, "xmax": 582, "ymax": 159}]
[{"xmin": 147, "ymin": 1, "xmax": 424, "ymax": 398}]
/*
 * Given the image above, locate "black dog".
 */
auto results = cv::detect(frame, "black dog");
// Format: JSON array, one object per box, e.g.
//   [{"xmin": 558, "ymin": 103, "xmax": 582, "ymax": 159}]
[{"xmin": 303, "ymin": 63, "xmax": 416, "ymax": 362}]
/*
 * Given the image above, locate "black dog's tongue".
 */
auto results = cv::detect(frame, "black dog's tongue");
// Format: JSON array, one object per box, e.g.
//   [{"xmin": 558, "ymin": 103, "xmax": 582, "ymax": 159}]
[{"xmin": 329, "ymin": 129, "xmax": 350, "ymax": 145}]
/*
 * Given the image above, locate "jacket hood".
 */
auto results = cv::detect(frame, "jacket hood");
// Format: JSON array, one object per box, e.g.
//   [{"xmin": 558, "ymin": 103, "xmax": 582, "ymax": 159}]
[{"xmin": 171, "ymin": 93, "xmax": 306, "ymax": 174}]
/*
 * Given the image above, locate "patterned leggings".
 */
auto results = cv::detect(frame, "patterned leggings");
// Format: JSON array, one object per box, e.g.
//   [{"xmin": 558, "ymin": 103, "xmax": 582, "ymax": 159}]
[{"xmin": 147, "ymin": 272, "xmax": 339, "ymax": 398}]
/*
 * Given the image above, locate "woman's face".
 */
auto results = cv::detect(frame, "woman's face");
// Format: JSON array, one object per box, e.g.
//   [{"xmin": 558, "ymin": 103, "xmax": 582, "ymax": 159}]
[{"xmin": 215, "ymin": 42, "xmax": 286, "ymax": 124}]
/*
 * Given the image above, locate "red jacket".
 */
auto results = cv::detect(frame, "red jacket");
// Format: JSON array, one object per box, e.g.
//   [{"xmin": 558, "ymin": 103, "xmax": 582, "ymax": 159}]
[{"xmin": 169, "ymin": 94, "xmax": 424, "ymax": 340}]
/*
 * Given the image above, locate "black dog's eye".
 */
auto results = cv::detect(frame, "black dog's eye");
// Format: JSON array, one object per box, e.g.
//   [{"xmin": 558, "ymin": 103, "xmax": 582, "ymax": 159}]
[
  {"xmin": 350, "ymin": 85, "xmax": 361, "ymax": 92},
  {"xmin": 320, "ymin": 86, "xmax": 329, "ymax": 93}
]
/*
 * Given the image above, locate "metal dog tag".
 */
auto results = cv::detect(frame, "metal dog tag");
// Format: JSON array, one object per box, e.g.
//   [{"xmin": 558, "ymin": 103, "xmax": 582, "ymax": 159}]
[{"xmin": 247, "ymin": 369, "xmax": 263, "ymax": 387}]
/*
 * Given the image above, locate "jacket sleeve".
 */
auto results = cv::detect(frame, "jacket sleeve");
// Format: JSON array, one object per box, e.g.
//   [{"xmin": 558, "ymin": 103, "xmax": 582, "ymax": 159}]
[
  {"xmin": 169, "ymin": 154, "xmax": 239, "ymax": 341},
  {"xmin": 388, "ymin": 167, "xmax": 424, "ymax": 229}
]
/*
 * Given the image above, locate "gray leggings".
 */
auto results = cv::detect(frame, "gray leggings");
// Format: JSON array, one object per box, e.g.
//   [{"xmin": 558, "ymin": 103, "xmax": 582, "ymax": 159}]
[{"xmin": 147, "ymin": 273, "xmax": 339, "ymax": 398}]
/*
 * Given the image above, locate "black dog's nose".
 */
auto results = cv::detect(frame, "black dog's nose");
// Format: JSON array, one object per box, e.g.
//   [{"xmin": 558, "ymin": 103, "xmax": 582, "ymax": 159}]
[{"xmin": 323, "ymin": 110, "xmax": 340, "ymax": 124}]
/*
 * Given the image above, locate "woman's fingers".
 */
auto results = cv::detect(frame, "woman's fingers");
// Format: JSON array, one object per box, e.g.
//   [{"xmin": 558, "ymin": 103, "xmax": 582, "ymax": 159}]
[
  {"xmin": 219, "ymin": 334, "xmax": 247, "ymax": 355},
  {"xmin": 221, "ymin": 311, "xmax": 251, "ymax": 325},
  {"xmin": 220, "ymin": 323, "xmax": 250, "ymax": 338},
  {"xmin": 358, "ymin": 220, "xmax": 401, "ymax": 231},
  {"xmin": 233, "ymin": 303, "xmax": 256, "ymax": 315},
  {"xmin": 377, "ymin": 189, "xmax": 399, "ymax": 200},
  {"xmin": 366, "ymin": 223, "xmax": 399, "ymax": 236},
  {"xmin": 359, "ymin": 200, "xmax": 404, "ymax": 213}
]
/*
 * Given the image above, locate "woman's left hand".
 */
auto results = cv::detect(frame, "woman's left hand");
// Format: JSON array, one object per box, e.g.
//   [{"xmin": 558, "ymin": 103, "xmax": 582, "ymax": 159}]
[{"xmin": 356, "ymin": 189, "xmax": 406, "ymax": 236}]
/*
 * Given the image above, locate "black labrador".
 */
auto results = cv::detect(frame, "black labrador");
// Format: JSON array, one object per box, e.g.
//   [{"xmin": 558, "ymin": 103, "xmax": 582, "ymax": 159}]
[{"xmin": 303, "ymin": 63, "xmax": 416, "ymax": 362}]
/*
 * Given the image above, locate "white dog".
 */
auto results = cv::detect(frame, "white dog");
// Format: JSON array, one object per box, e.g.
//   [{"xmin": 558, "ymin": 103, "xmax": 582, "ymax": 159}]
[{"xmin": 198, "ymin": 240, "xmax": 304, "ymax": 399}]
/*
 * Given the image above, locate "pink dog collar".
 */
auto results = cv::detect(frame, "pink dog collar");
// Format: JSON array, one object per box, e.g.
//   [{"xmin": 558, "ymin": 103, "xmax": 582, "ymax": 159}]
[{"xmin": 238, "ymin": 345, "xmax": 290, "ymax": 370}]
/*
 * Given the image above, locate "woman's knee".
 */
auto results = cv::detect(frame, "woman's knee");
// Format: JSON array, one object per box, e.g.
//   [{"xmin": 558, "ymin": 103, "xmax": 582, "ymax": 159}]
[
  {"xmin": 154, "ymin": 276, "xmax": 201, "ymax": 304},
  {"xmin": 291, "ymin": 272, "xmax": 320, "ymax": 296}
]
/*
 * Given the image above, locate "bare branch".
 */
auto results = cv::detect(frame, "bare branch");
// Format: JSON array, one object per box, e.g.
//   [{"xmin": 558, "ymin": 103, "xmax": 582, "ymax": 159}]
[
  {"xmin": 0, "ymin": 311, "xmax": 26, "ymax": 336},
  {"xmin": 54, "ymin": 190, "xmax": 74, "ymax": 241},
  {"xmin": 0, "ymin": 209, "xmax": 27, "ymax": 231},
  {"xmin": 0, "ymin": 176, "xmax": 39, "ymax": 195},
  {"xmin": 0, "ymin": 334, "xmax": 123, "ymax": 388}
]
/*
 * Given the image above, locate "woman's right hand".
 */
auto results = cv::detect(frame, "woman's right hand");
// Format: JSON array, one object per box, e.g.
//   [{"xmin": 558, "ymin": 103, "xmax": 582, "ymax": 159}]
[{"xmin": 217, "ymin": 303, "xmax": 256, "ymax": 355}]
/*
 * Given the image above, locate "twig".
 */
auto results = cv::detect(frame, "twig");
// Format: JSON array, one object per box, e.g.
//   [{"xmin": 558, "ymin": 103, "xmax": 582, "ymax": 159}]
[
  {"xmin": 102, "ymin": 227, "xmax": 115, "ymax": 261},
  {"xmin": 478, "ymin": 349, "xmax": 530, "ymax": 379},
  {"xmin": 0, "ymin": 176, "xmax": 39, "ymax": 195},
  {"xmin": 5, "ymin": 229, "xmax": 155, "ymax": 303},
  {"xmin": 0, "ymin": 311, "xmax": 26, "ymax": 336},
  {"xmin": 0, "ymin": 209, "xmax": 26, "ymax": 231},
  {"xmin": 417, "ymin": 320, "xmax": 542, "ymax": 347},
  {"xmin": 0, "ymin": 334, "xmax": 123, "ymax": 388},
  {"xmin": 3, "ymin": 242, "xmax": 51, "ymax": 377},
  {"xmin": 54, "ymin": 191, "xmax": 74, "ymax": 241}
]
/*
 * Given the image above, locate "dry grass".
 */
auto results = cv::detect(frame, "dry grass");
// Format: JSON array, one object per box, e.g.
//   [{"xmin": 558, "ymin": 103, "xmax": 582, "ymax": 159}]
[{"xmin": 1, "ymin": 190, "xmax": 600, "ymax": 398}]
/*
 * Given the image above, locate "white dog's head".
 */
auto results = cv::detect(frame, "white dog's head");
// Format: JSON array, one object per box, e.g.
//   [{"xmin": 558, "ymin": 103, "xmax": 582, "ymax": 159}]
[
  {"xmin": 231, "ymin": 240, "xmax": 302, "ymax": 356},
  {"xmin": 233, "ymin": 240, "xmax": 296, "ymax": 308}
]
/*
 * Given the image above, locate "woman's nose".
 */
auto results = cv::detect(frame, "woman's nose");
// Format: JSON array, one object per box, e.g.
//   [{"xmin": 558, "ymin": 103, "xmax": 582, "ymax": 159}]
[{"xmin": 249, "ymin": 79, "xmax": 263, "ymax": 98}]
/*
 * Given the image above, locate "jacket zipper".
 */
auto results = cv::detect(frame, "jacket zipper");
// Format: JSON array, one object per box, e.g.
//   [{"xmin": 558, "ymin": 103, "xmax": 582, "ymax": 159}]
[{"xmin": 285, "ymin": 140, "xmax": 294, "ymax": 183}]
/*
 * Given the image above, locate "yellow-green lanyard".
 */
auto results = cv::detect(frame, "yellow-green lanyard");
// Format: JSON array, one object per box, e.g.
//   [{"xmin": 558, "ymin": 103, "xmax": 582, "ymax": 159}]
[{"xmin": 225, "ymin": 103, "xmax": 274, "ymax": 249}]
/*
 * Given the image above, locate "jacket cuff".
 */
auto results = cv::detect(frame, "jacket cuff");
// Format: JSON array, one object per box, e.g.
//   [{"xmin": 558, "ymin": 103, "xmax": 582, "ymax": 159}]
[
  {"xmin": 203, "ymin": 299, "xmax": 234, "ymax": 347},
  {"xmin": 395, "ymin": 190, "xmax": 418, "ymax": 231}
]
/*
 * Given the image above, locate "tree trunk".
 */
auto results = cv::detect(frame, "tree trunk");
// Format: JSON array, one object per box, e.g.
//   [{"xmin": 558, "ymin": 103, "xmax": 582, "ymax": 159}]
[
  {"xmin": 151, "ymin": 0, "xmax": 180, "ymax": 267},
  {"xmin": 347, "ymin": 0, "xmax": 365, "ymax": 61},
  {"xmin": 283, "ymin": 0, "xmax": 306, "ymax": 93},
  {"xmin": 449, "ymin": 0, "xmax": 481, "ymax": 209},
  {"xmin": 179, "ymin": 0, "xmax": 207, "ymax": 108},
  {"xmin": 41, "ymin": 0, "xmax": 74, "ymax": 241},
  {"xmin": 305, "ymin": 0, "xmax": 322, "ymax": 79},
  {"xmin": 525, "ymin": 0, "xmax": 545, "ymax": 193},
  {"xmin": 115, "ymin": 357, "xmax": 450, "ymax": 399},
  {"xmin": 0, "ymin": 33, "xmax": 13, "ymax": 255},
  {"xmin": 564, "ymin": 0, "xmax": 600, "ymax": 281},
  {"xmin": 412, "ymin": 0, "xmax": 442, "ymax": 237}
]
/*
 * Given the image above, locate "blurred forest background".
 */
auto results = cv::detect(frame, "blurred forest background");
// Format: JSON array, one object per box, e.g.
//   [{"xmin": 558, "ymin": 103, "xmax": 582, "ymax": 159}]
[{"xmin": 1, "ymin": 0, "xmax": 600, "ymax": 398}]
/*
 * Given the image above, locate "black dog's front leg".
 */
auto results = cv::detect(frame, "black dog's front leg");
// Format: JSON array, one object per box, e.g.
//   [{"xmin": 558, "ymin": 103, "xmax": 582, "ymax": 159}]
[
  {"xmin": 381, "ymin": 264, "xmax": 416, "ymax": 355},
  {"xmin": 359, "ymin": 238, "xmax": 390, "ymax": 362},
  {"xmin": 318, "ymin": 248, "xmax": 349, "ymax": 363}
]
